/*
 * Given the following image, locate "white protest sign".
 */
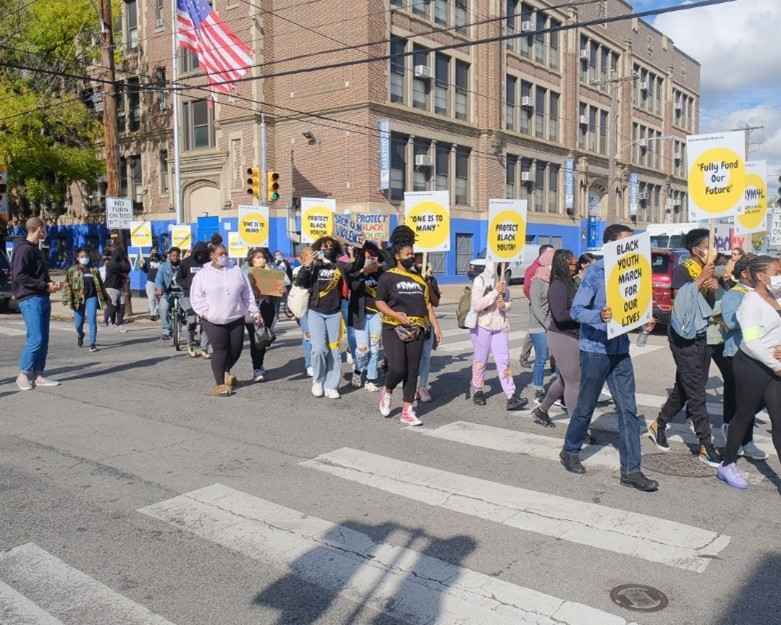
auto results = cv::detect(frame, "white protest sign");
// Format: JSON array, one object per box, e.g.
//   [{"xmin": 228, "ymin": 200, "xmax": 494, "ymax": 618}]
[
  {"xmin": 486, "ymin": 199, "xmax": 527, "ymax": 262},
  {"xmin": 237, "ymin": 204, "xmax": 270, "ymax": 247},
  {"xmin": 603, "ymin": 232, "xmax": 653, "ymax": 338},
  {"xmin": 734, "ymin": 161, "xmax": 768, "ymax": 235},
  {"xmin": 130, "ymin": 221, "xmax": 152, "ymax": 248},
  {"xmin": 333, "ymin": 214, "xmax": 365, "ymax": 246},
  {"xmin": 106, "ymin": 197, "xmax": 133, "ymax": 229},
  {"xmin": 404, "ymin": 190, "xmax": 450, "ymax": 252},
  {"xmin": 686, "ymin": 131, "xmax": 746, "ymax": 221},
  {"xmin": 301, "ymin": 198, "xmax": 335, "ymax": 243}
]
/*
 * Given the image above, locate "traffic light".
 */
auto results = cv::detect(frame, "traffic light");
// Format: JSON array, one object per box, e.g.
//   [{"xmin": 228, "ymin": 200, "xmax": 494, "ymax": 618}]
[
  {"xmin": 0, "ymin": 170, "xmax": 7, "ymax": 215},
  {"xmin": 246, "ymin": 166, "xmax": 260, "ymax": 198},
  {"xmin": 267, "ymin": 171, "xmax": 280, "ymax": 202}
]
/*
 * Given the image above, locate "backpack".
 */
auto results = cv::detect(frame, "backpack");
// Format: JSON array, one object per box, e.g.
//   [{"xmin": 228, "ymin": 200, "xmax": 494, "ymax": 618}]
[{"xmin": 456, "ymin": 284, "xmax": 477, "ymax": 329}]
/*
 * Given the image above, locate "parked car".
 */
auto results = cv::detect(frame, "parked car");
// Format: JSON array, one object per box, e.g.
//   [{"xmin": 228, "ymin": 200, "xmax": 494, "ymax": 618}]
[
  {"xmin": 467, "ymin": 247, "xmax": 535, "ymax": 284},
  {"xmin": 651, "ymin": 248, "xmax": 690, "ymax": 325},
  {"xmin": 0, "ymin": 250, "xmax": 11, "ymax": 311}
]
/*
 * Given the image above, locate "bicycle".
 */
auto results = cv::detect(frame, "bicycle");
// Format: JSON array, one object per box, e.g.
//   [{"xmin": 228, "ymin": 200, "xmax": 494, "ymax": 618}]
[{"xmin": 166, "ymin": 289, "xmax": 187, "ymax": 351}]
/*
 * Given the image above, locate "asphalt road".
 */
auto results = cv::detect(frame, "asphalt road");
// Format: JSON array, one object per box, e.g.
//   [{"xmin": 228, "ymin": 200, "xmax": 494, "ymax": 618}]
[{"xmin": 1, "ymin": 301, "xmax": 780, "ymax": 625}]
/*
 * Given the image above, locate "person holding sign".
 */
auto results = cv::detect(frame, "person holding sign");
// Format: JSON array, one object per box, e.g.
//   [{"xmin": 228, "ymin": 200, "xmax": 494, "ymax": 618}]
[
  {"xmin": 560, "ymin": 224, "xmax": 658, "ymax": 492},
  {"xmin": 295, "ymin": 237, "xmax": 369, "ymax": 399},
  {"xmin": 374, "ymin": 226, "xmax": 443, "ymax": 425},
  {"xmin": 647, "ymin": 229, "xmax": 722, "ymax": 469},
  {"xmin": 348, "ymin": 245, "xmax": 385, "ymax": 392},
  {"xmin": 244, "ymin": 249, "xmax": 285, "ymax": 382}
]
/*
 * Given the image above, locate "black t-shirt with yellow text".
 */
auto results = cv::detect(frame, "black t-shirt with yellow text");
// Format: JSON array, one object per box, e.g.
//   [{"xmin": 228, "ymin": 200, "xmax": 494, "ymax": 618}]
[{"xmin": 375, "ymin": 268, "xmax": 430, "ymax": 328}]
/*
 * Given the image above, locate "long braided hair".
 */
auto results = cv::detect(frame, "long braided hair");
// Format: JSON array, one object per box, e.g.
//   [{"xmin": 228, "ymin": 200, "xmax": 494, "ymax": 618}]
[{"xmin": 550, "ymin": 248, "xmax": 577, "ymax": 301}]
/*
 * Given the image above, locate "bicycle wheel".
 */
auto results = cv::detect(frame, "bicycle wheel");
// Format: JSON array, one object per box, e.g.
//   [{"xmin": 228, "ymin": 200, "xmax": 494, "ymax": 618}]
[{"xmin": 172, "ymin": 308, "xmax": 182, "ymax": 351}]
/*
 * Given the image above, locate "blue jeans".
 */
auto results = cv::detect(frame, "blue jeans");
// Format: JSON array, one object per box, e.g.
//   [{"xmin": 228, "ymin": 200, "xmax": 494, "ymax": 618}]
[
  {"xmin": 563, "ymin": 351, "xmax": 642, "ymax": 475},
  {"xmin": 74, "ymin": 296, "xmax": 99, "ymax": 345},
  {"xmin": 299, "ymin": 313, "xmax": 312, "ymax": 369},
  {"xmin": 19, "ymin": 296, "xmax": 51, "ymax": 375},
  {"xmin": 529, "ymin": 331, "xmax": 548, "ymax": 389},
  {"xmin": 308, "ymin": 309, "xmax": 343, "ymax": 390},
  {"xmin": 158, "ymin": 291, "xmax": 183, "ymax": 333},
  {"xmin": 419, "ymin": 328, "xmax": 434, "ymax": 388},
  {"xmin": 340, "ymin": 298, "xmax": 357, "ymax": 361},
  {"xmin": 353, "ymin": 312, "xmax": 383, "ymax": 380}
]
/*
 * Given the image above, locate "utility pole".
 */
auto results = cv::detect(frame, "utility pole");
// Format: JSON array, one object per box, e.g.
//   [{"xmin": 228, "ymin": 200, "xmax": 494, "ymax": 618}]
[{"xmin": 731, "ymin": 124, "xmax": 764, "ymax": 158}]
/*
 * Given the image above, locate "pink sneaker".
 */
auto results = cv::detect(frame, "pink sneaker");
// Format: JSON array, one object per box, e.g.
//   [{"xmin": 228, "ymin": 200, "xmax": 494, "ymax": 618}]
[
  {"xmin": 400, "ymin": 406, "xmax": 423, "ymax": 426},
  {"xmin": 416, "ymin": 387, "xmax": 432, "ymax": 402},
  {"xmin": 379, "ymin": 388, "xmax": 392, "ymax": 417}
]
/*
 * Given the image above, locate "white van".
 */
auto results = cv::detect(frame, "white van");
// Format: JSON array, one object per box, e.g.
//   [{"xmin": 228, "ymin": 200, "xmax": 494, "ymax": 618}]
[
  {"xmin": 645, "ymin": 223, "xmax": 702, "ymax": 249},
  {"xmin": 467, "ymin": 246, "xmax": 538, "ymax": 284}
]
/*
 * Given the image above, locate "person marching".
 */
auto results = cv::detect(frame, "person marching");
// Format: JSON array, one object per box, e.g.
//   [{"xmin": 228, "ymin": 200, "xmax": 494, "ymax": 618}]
[
  {"xmin": 528, "ymin": 247, "xmax": 554, "ymax": 404},
  {"xmin": 717, "ymin": 255, "xmax": 781, "ymax": 489},
  {"xmin": 190, "ymin": 242, "xmax": 260, "ymax": 397},
  {"xmin": 348, "ymin": 244, "xmax": 384, "ymax": 391},
  {"xmin": 374, "ymin": 226, "xmax": 443, "ymax": 425},
  {"xmin": 155, "ymin": 246, "xmax": 182, "ymax": 341},
  {"xmin": 244, "ymin": 249, "xmax": 283, "ymax": 382},
  {"xmin": 103, "ymin": 245, "xmax": 130, "ymax": 332},
  {"xmin": 141, "ymin": 247, "xmax": 162, "ymax": 321},
  {"xmin": 62, "ymin": 248, "xmax": 107, "ymax": 353},
  {"xmin": 414, "ymin": 253, "xmax": 441, "ymax": 402},
  {"xmin": 469, "ymin": 259, "xmax": 528, "ymax": 411},
  {"xmin": 176, "ymin": 241, "xmax": 212, "ymax": 358}
]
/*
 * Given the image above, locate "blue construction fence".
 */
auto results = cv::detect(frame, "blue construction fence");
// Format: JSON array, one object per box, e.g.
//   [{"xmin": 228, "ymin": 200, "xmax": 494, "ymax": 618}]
[{"xmin": 4, "ymin": 215, "xmax": 612, "ymax": 289}]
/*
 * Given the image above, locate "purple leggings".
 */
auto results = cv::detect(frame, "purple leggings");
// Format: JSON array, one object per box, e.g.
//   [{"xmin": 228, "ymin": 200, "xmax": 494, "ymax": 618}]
[{"xmin": 470, "ymin": 326, "xmax": 516, "ymax": 397}]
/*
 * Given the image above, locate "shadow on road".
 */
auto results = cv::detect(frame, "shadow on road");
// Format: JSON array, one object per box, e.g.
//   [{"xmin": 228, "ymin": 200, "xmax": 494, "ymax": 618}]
[{"xmin": 716, "ymin": 553, "xmax": 781, "ymax": 625}]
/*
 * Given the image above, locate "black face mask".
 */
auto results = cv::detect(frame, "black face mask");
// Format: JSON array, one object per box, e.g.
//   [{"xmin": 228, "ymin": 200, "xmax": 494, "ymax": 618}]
[
  {"xmin": 323, "ymin": 248, "xmax": 336, "ymax": 262},
  {"xmin": 171, "ymin": 261, "xmax": 180, "ymax": 268},
  {"xmin": 400, "ymin": 257, "xmax": 415, "ymax": 270}
]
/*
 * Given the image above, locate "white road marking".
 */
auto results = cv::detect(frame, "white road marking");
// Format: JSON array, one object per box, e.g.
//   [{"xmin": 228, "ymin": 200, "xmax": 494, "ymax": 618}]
[
  {"xmin": 140, "ymin": 484, "xmax": 633, "ymax": 625},
  {"xmin": 419, "ymin": 421, "xmax": 619, "ymax": 469},
  {"xmin": 0, "ymin": 326, "xmax": 26, "ymax": 336},
  {"xmin": 301, "ymin": 448, "xmax": 730, "ymax": 573},
  {"xmin": 0, "ymin": 580, "xmax": 65, "ymax": 625},
  {"xmin": 0, "ymin": 544, "xmax": 177, "ymax": 625},
  {"xmin": 1, "ymin": 320, "xmax": 73, "ymax": 333}
]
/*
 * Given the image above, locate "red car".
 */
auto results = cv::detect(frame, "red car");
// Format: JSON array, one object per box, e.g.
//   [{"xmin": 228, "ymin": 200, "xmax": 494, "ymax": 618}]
[{"xmin": 651, "ymin": 248, "xmax": 690, "ymax": 325}]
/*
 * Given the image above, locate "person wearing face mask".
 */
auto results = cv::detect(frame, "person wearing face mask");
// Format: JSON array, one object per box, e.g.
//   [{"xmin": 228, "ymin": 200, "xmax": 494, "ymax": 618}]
[
  {"xmin": 10, "ymin": 217, "xmax": 62, "ymax": 390},
  {"xmin": 243, "ymin": 248, "xmax": 284, "ymax": 382},
  {"xmin": 155, "ymin": 246, "xmax": 182, "ymax": 341},
  {"xmin": 190, "ymin": 242, "xmax": 261, "ymax": 396},
  {"xmin": 717, "ymin": 255, "xmax": 781, "ymax": 489},
  {"xmin": 348, "ymin": 245, "xmax": 385, "ymax": 391},
  {"xmin": 295, "ymin": 237, "xmax": 368, "ymax": 399},
  {"xmin": 103, "ymin": 244, "xmax": 130, "ymax": 332},
  {"xmin": 176, "ymin": 240, "xmax": 212, "ymax": 358},
  {"xmin": 62, "ymin": 248, "xmax": 107, "ymax": 353},
  {"xmin": 648, "ymin": 229, "xmax": 722, "ymax": 468},
  {"xmin": 141, "ymin": 247, "xmax": 162, "ymax": 321}
]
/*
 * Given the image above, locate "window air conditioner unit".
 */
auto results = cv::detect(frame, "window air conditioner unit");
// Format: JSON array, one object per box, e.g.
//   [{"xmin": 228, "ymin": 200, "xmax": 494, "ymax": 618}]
[
  {"xmin": 156, "ymin": 18, "xmax": 164, "ymax": 27},
  {"xmin": 638, "ymin": 139, "xmax": 648, "ymax": 149},
  {"xmin": 520, "ymin": 96, "xmax": 533, "ymax": 108},
  {"xmin": 415, "ymin": 155, "xmax": 433, "ymax": 167},
  {"xmin": 673, "ymin": 200, "xmax": 681, "ymax": 206},
  {"xmin": 414, "ymin": 65, "xmax": 432, "ymax": 79},
  {"xmin": 579, "ymin": 114, "xmax": 589, "ymax": 126},
  {"xmin": 579, "ymin": 49, "xmax": 589, "ymax": 61},
  {"xmin": 638, "ymin": 192, "xmax": 648, "ymax": 201},
  {"xmin": 521, "ymin": 21, "xmax": 535, "ymax": 33},
  {"xmin": 640, "ymin": 81, "xmax": 649, "ymax": 91},
  {"xmin": 521, "ymin": 172, "xmax": 534, "ymax": 182},
  {"xmin": 674, "ymin": 101, "xmax": 682, "ymax": 110},
  {"xmin": 673, "ymin": 151, "xmax": 682, "ymax": 160}
]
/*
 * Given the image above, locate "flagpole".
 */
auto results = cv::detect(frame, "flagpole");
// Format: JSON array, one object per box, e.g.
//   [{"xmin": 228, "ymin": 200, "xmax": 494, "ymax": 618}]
[{"xmin": 171, "ymin": 0, "xmax": 183, "ymax": 225}]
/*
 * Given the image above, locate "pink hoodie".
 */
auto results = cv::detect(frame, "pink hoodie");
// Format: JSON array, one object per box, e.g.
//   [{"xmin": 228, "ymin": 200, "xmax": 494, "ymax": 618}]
[{"xmin": 190, "ymin": 262, "xmax": 259, "ymax": 324}]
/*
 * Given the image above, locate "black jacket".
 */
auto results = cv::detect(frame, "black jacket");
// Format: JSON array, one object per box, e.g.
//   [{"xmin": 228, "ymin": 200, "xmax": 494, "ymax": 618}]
[
  {"xmin": 175, "ymin": 241, "xmax": 210, "ymax": 296},
  {"xmin": 10, "ymin": 238, "xmax": 50, "ymax": 302},
  {"xmin": 104, "ymin": 248, "xmax": 131, "ymax": 289}
]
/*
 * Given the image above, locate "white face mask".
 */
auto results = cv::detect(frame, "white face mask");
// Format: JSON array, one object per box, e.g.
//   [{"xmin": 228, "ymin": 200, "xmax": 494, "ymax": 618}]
[
  {"xmin": 767, "ymin": 275, "xmax": 781, "ymax": 295},
  {"xmin": 78, "ymin": 257, "xmax": 89, "ymax": 266},
  {"xmin": 215, "ymin": 255, "xmax": 229, "ymax": 267}
]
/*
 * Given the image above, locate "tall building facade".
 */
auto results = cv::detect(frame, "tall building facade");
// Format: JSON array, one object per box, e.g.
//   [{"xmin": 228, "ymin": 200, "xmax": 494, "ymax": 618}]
[{"xmin": 64, "ymin": 0, "xmax": 700, "ymax": 279}]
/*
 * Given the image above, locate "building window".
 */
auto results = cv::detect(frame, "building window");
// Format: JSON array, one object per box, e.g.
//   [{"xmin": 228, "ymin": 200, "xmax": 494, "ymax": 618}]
[
  {"xmin": 412, "ymin": 0, "xmax": 426, "ymax": 15},
  {"xmin": 549, "ymin": 92, "xmax": 559, "ymax": 141},
  {"xmin": 181, "ymin": 48, "xmax": 199, "ymax": 73},
  {"xmin": 390, "ymin": 37, "xmax": 406, "ymax": 104},
  {"xmin": 505, "ymin": 76, "xmax": 516, "ymax": 131},
  {"xmin": 159, "ymin": 149, "xmax": 169, "ymax": 194},
  {"xmin": 156, "ymin": 0, "xmax": 164, "ymax": 24},
  {"xmin": 520, "ymin": 158, "xmax": 532, "ymax": 205},
  {"xmin": 435, "ymin": 143, "xmax": 450, "ymax": 191},
  {"xmin": 130, "ymin": 156, "xmax": 143, "ymax": 211},
  {"xmin": 455, "ymin": 147, "xmax": 469, "ymax": 205},
  {"xmin": 520, "ymin": 3, "xmax": 532, "ymax": 57},
  {"xmin": 390, "ymin": 133, "xmax": 407, "ymax": 201},
  {"xmin": 506, "ymin": 0, "xmax": 517, "ymax": 49},
  {"xmin": 599, "ymin": 110, "xmax": 608, "ymax": 154},
  {"xmin": 506, "ymin": 155, "xmax": 517, "ymax": 198},
  {"xmin": 127, "ymin": 78, "xmax": 140, "ymax": 132},
  {"xmin": 412, "ymin": 45, "xmax": 430, "ymax": 110},
  {"xmin": 435, "ymin": 53, "xmax": 449, "ymax": 115},
  {"xmin": 125, "ymin": 0, "xmax": 138, "ymax": 51},
  {"xmin": 534, "ymin": 162, "xmax": 545, "ymax": 212},
  {"xmin": 116, "ymin": 81, "xmax": 126, "ymax": 133},
  {"xmin": 549, "ymin": 20, "xmax": 560, "ymax": 69},
  {"xmin": 534, "ymin": 86, "xmax": 545, "ymax": 138},
  {"xmin": 413, "ymin": 139, "xmax": 431, "ymax": 192},
  {"xmin": 520, "ymin": 80, "xmax": 532, "ymax": 134},
  {"xmin": 183, "ymin": 99, "xmax": 214, "ymax": 150},
  {"xmin": 156, "ymin": 67, "xmax": 167, "ymax": 111},
  {"xmin": 434, "ymin": 0, "xmax": 448, "ymax": 25},
  {"xmin": 119, "ymin": 156, "xmax": 128, "ymax": 198},
  {"xmin": 548, "ymin": 164, "xmax": 559, "ymax": 212},
  {"xmin": 455, "ymin": 0, "xmax": 468, "ymax": 33},
  {"xmin": 455, "ymin": 60, "xmax": 469, "ymax": 121}
]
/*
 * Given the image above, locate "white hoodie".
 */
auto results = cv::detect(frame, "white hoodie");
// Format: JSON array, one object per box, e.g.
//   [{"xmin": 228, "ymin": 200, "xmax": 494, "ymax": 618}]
[{"xmin": 190, "ymin": 262, "xmax": 259, "ymax": 324}]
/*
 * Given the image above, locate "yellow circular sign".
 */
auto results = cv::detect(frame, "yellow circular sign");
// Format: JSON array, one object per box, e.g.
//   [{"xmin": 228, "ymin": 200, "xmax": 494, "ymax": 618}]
[
  {"xmin": 688, "ymin": 147, "xmax": 745, "ymax": 214},
  {"xmin": 239, "ymin": 210, "xmax": 269, "ymax": 246},
  {"xmin": 737, "ymin": 172, "xmax": 768, "ymax": 231},
  {"xmin": 607, "ymin": 252, "xmax": 652, "ymax": 331},
  {"xmin": 407, "ymin": 200, "xmax": 449, "ymax": 250},
  {"xmin": 488, "ymin": 210, "xmax": 526, "ymax": 260},
  {"xmin": 304, "ymin": 206, "xmax": 333, "ymax": 241}
]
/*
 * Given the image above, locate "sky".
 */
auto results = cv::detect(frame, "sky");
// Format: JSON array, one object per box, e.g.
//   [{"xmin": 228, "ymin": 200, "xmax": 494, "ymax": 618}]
[{"xmin": 633, "ymin": 0, "xmax": 781, "ymax": 194}]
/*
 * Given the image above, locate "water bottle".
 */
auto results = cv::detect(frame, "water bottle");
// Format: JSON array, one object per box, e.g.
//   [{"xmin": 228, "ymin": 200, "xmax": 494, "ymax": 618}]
[{"xmin": 636, "ymin": 328, "xmax": 649, "ymax": 347}]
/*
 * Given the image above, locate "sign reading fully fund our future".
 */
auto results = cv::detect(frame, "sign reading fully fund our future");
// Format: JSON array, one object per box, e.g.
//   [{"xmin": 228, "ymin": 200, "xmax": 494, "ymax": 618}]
[
  {"xmin": 603, "ymin": 232, "xmax": 653, "ymax": 339},
  {"xmin": 301, "ymin": 198, "xmax": 335, "ymax": 244},
  {"xmin": 486, "ymin": 199, "xmax": 527, "ymax": 262},
  {"xmin": 404, "ymin": 191, "xmax": 450, "ymax": 252},
  {"xmin": 686, "ymin": 131, "xmax": 746, "ymax": 221}
]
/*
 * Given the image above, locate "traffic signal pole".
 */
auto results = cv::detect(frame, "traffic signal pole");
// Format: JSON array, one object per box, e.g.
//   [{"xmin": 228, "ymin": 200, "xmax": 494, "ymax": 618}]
[{"xmin": 260, "ymin": 114, "xmax": 267, "ymax": 207}]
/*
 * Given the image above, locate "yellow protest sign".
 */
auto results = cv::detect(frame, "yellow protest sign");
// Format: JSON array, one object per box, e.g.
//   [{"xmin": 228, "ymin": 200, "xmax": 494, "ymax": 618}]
[
  {"xmin": 170, "ymin": 224, "xmax": 192, "ymax": 250},
  {"xmin": 603, "ymin": 232, "xmax": 653, "ymax": 338},
  {"xmin": 735, "ymin": 161, "xmax": 768, "ymax": 235},
  {"xmin": 228, "ymin": 231, "xmax": 249, "ymax": 259},
  {"xmin": 238, "ymin": 204, "xmax": 270, "ymax": 247},
  {"xmin": 404, "ymin": 190, "xmax": 450, "ymax": 252},
  {"xmin": 301, "ymin": 198, "xmax": 335, "ymax": 243},
  {"xmin": 130, "ymin": 221, "xmax": 152, "ymax": 248},
  {"xmin": 486, "ymin": 199, "xmax": 527, "ymax": 261},
  {"xmin": 686, "ymin": 131, "xmax": 746, "ymax": 220}
]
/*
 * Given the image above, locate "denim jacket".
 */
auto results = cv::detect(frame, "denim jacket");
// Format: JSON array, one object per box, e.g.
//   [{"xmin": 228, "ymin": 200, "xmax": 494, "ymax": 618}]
[
  {"xmin": 721, "ymin": 282, "xmax": 751, "ymax": 357},
  {"xmin": 570, "ymin": 260, "xmax": 629, "ymax": 355},
  {"xmin": 154, "ymin": 261, "xmax": 178, "ymax": 292}
]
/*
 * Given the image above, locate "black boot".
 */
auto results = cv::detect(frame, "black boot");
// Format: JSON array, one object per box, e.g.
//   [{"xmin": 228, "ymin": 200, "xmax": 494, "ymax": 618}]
[
  {"xmin": 559, "ymin": 451, "xmax": 585, "ymax": 474},
  {"xmin": 620, "ymin": 472, "xmax": 659, "ymax": 492},
  {"xmin": 506, "ymin": 394, "xmax": 528, "ymax": 411},
  {"xmin": 532, "ymin": 406, "xmax": 555, "ymax": 428},
  {"xmin": 473, "ymin": 390, "xmax": 486, "ymax": 406}
]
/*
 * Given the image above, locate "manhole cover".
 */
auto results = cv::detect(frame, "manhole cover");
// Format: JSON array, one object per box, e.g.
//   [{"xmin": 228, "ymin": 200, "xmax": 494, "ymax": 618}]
[
  {"xmin": 610, "ymin": 584, "xmax": 669, "ymax": 612},
  {"xmin": 641, "ymin": 452, "xmax": 715, "ymax": 478}
]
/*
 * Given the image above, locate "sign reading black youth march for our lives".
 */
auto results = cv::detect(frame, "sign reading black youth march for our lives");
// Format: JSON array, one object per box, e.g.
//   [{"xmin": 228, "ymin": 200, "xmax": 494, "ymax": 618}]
[{"xmin": 603, "ymin": 232, "xmax": 652, "ymax": 338}]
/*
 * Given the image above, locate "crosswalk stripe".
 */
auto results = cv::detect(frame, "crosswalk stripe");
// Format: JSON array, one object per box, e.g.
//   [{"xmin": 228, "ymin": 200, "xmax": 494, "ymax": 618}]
[
  {"xmin": 0, "ymin": 544, "xmax": 177, "ymax": 625},
  {"xmin": 139, "ymin": 484, "xmax": 633, "ymax": 625},
  {"xmin": 301, "ymin": 448, "xmax": 730, "ymax": 573},
  {"xmin": 1, "ymin": 321, "xmax": 73, "ymax": 333},
  {"xmin": 0, "ymin": 580, "xmax": 65, "ymax": 625},
  {"xmin": 419, "ymin": 421, "xmax": 620, "ymax": 469},
  {"xmin": 0, "ymin": 326, "xmax": 26, "ymax": 336}
]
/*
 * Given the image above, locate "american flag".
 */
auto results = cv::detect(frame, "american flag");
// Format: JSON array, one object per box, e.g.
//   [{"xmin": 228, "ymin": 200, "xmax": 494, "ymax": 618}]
[{"xmin": 177, "ymin": 0, "xmax": 253, "ymax": 94}]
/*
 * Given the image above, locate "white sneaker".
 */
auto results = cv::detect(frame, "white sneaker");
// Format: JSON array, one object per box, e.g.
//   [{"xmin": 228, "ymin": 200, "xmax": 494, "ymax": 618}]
[
  {"xmin": 400, "ymin": 405, "xmax": 423, "ymax": 426},
  {"xmin": 346, "ymin": 352, "xmax": 354, "ymax": 365},
  {"xmin": 379, "ymin": 388, "xmax": 392, "ymax": 417},
  {"xmin": 253, "ymin": 368, "xmax": 265, "ymax": 382},
  {"xmin": 312, "ymin": 382, "xmax": 324, "ymax": 397},
  {"xmin": 365, "ymin": 381, "xmax": 381, "ymax": 392},
  {"xmin": 306, "ymin": 366, "xmax": 314, "ymax": 377},
  {"xmin": 598, "ymin": 386, "xmax": 613, "ymax": 403},
  {"xmin": 739, "ymin": 441, "xmax": 769, "ymax": 460},
  {"xmin": 16, "ymin": 375, "xmax": 33, "ymax": 391},
  {"xmin": 324, "ymin": 388, "xmax": 341, "ymax": 399}
]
